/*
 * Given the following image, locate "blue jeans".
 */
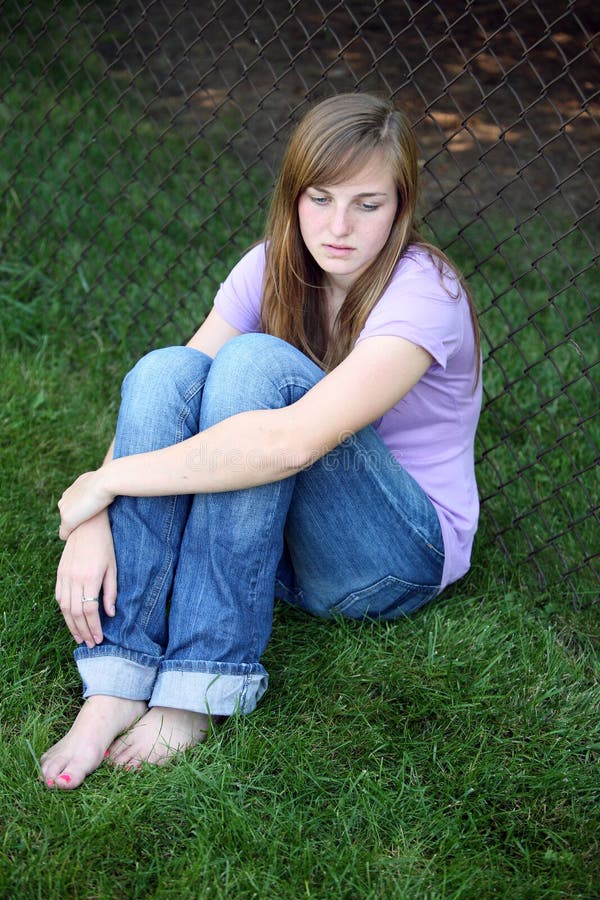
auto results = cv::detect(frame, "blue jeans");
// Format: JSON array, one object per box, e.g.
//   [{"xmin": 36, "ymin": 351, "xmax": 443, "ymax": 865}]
[{"xmin": 75, "ymin": 335, "xmax": 444, "ymax": 715}]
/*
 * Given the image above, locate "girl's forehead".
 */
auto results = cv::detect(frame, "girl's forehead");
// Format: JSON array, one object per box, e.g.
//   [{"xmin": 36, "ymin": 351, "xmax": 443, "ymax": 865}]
[{"xmin": 308, "ymin": 150, "xmax": 396, "ymax": 189}]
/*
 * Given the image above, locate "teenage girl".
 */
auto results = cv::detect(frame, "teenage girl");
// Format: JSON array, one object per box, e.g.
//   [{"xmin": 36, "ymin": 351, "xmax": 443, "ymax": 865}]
[{"xmin": 41, "ymin": 93, "xmax": 481, "ymax": 789}]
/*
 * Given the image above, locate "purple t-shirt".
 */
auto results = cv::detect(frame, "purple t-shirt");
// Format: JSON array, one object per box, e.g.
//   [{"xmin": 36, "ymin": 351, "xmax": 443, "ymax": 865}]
[{"xmin": 214, "ymin": 242, "xmax": 482, "ymax": 589}]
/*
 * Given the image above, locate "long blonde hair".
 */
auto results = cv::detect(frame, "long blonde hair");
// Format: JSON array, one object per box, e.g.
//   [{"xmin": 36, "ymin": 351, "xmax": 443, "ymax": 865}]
[{"xmin": 261, "ymin": 93, "xmax": 480, "ymax": 374}]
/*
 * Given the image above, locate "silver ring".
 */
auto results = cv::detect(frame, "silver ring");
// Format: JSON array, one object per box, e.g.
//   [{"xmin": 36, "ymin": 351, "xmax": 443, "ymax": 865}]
[{"xmin": 81, "ymin": 596, "xmax": 99, "ymax": 604}]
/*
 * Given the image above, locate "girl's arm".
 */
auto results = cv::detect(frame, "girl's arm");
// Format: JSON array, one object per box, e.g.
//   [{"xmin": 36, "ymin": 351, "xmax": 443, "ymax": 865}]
[
  {"xmin": 58, "ymin": 335, "xmax": 432, "ymax": 538},
  {"xmin": 186, "ymin": 307, "xmax": 242, "ymax": 356}
]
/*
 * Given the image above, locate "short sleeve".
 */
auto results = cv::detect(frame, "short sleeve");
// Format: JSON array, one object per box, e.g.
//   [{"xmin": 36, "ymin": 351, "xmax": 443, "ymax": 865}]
[
  {"xmin": 356, "ymin": 251, "xmax": 466, "ymax": 369},
  {"xmin": 213, "ymin": 243, "xmax": 266, "ymax": 333}
]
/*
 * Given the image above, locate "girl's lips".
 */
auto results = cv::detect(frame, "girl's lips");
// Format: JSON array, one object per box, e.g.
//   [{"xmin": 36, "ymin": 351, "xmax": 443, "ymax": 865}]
[{"xmin": 323, "ymin": 243, "xmax": 355, "ymax": 256}]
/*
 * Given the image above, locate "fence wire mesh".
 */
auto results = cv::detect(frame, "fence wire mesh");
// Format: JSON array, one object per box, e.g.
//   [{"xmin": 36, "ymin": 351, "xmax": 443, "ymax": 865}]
[{"xmin": 1, "ymin": 0, "xmax": 598, "ymax": 599}]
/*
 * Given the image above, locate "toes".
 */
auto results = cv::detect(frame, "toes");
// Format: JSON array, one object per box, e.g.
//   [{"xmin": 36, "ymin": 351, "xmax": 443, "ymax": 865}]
[
  {"xmin": 107, "ymin": 732, "xmax": 166, "ymax": 768},
  {"xmin": 53, "ymin": 768, "xmax": 88, "ymax": 789},
  {"xmin": 111, "ymin": 751, "xmax": 143, "ymax": 770},
  {"xmin": 42, "ymin": 764, "xmax": 85, "ymax": 790},
  {"xmin": 104, "ymin": 709, "xmax": 210, "ymax": 770},
  {"xmin": 54, "ymin": 771, "xmax": 75, "ymax": 789},
  {"xmin": 41, "ymin": 753, "xmax": 70, "ymax": 785},
  {"xmin": 106, "ymin": 737, "xmax": 145, "ymax": 769},
  {"xmin": 106, "ymin": 735, "xmax": 134, "ymax": 766},
  {"xmin": 39, "ymin": 739, "xmax": 67, "ymax": 768},
  {"xmin": 40, "ymin": 742, "xmax": 109, "ymax": 790}
]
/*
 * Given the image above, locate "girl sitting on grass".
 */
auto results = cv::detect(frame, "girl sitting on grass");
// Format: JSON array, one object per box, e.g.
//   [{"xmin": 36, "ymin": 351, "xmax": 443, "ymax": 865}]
[{"xmin": 41, "ymin": 92, "xmax": 482, "ymax": 789}]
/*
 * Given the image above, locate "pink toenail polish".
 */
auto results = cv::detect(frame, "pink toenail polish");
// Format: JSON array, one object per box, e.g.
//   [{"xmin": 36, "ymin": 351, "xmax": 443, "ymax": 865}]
[
  {"xmin": 46, "ymin": 779, "xmax": 55, "ymax": 787},
  {"xmin": 59, "ymin": 773, "xmax": 72, "ymax": 783},
  {"xmin": 104, "ymin": 750, "xmax": 110, "ymax": 758}
]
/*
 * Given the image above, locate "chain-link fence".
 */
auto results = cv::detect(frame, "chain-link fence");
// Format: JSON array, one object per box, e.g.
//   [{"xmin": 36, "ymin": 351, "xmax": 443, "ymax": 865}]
[{"xmin": 1, "ymin": 1, "xmax": 598, "ymax": 599}]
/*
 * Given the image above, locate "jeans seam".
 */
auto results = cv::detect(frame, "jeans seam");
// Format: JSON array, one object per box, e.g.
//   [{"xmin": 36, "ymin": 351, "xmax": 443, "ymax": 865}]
[
  {"xmin": 246, "ymin": 479, "xmax": 289, "ymax": 662},
  {"xmin": 141, "ymin": 375, "xmax": 207, "ymax": 631}
]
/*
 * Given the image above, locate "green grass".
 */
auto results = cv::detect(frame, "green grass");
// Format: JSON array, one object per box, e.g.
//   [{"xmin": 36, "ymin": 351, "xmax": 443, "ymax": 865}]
[
  {"xmin": 0, "ymin": 348, "xmax": 598, "ymax": 896},
  {"xmin": 1, "ymin": 6, "xmax": 599, "ymax": 897}
]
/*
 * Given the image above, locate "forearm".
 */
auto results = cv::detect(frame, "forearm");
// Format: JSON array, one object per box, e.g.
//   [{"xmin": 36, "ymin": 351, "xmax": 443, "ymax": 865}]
[{"xmin": 102, "ymin": 408, "xmax": 310, "ymax": 499}]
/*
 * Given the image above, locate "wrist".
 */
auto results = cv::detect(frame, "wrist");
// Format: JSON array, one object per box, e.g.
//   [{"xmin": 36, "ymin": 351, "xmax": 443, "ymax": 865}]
[{"xmin": 96, "ymin": 461, "xmax": 117, "ymax": 506}]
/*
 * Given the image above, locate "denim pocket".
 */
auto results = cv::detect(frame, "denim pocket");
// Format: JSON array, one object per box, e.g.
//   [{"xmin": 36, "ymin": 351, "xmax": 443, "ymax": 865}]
[{"xmin": 331, "ymin": 574, "xmax": 440, "ymax": 620}]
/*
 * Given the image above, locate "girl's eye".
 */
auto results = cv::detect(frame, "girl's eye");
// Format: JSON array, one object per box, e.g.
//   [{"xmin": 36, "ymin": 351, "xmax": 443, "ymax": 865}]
[
  {"xmin": 360, "ymin": 202, "xmax": 380, "ymax": 212},
  {"xmin": 310, "ymin": 195, "xmax": 329, "ymax": 205}
]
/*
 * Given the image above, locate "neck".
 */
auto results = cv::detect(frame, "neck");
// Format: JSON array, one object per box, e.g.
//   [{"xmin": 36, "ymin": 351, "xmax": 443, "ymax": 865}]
[{"xmin": 325, "ymin": 278, "xmax": 347, "ymax": 311}]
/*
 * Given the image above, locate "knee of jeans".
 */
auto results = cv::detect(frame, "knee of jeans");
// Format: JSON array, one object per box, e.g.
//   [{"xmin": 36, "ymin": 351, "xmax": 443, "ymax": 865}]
[
  {"xmin": 122, "ymin": 347, "xmax": 210, "ymax": 406},
  {"xmin": 202, "ymin": 334, "xmax": 299, "ymax": 423},
  {"xmin": 213, "ymin": 333, "xmax": 292, "ymax": 376}
]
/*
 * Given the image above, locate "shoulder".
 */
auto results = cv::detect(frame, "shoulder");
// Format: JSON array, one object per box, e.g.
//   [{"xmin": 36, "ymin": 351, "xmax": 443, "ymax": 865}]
[
  {"xmin": 368, "ymin": 244, "xmax": 467, "ymax": 322},
  {"xmin": 227, "ymin": 242, "xmax": 267, "ymax": 280},
  {"xmin": 218, "ymin": 242, "xmax": 267, "ymax": 296},
  {"xmin": 213, "ymin": 242, "xmax": 267, "ymax": 333},
  {"xmin": 390, "ymin": 245, "xmax": 465, "ymax": 299},
  {"xmin": 359, "ymin": 245, "xmax": 470, "ymax": 368}
]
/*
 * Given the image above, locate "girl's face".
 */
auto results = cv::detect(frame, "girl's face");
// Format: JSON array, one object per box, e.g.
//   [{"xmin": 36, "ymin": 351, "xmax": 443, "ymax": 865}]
[{"xmin": 297, "ymin": 150, "xmax": 398, "ymax": 296}]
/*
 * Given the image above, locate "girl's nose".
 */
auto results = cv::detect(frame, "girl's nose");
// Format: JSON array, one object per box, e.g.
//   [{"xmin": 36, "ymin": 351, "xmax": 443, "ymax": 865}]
[{"xmin": 329, "ymin": 205, "xmax": 351, "ymax": 237}]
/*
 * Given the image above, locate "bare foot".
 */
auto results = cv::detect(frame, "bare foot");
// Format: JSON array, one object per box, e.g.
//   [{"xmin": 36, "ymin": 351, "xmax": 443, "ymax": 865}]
[
  {"xmin": 107, "ymin": 706, "xmax": 212, "ymax": 768},
  {"xmin": 40, "ymin": 695, "xmax": 147, "ymax": 789}
]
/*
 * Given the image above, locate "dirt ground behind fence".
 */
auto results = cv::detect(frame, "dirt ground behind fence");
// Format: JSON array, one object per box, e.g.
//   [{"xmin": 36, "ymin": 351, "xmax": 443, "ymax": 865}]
[{"xmin": 93, "ymin": 0, "xmax": 599, "ymax": 227}]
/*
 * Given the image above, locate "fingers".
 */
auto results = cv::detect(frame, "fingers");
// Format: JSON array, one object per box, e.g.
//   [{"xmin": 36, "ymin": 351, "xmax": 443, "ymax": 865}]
[
  {"xmin": 74, "ymin": 583, "xmax": 103, "ymax": 647},
  {"xmin": 55, "ymin": 572, "xmax": 79, "ymax": 644},
  {"xmin": 55, "ymin": 576, "xmax": 103, "ymax": 649},
  {"xmin": 54, "ymin": 512, "xmax": 116, "ymax": 646},
  {"xmin": 58, "ymin": 522, "xmax": 72, "ymax": 542},
  {"xmin": 102, "ymin": 564, "xmax": 117, "ymax": 618}
]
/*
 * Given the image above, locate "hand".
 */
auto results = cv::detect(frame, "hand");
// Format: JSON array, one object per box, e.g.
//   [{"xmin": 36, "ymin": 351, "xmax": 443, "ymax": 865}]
[
  {"xmin": 58, "ymin": 469, "xmax": 114, "ymax": 540},
  {"xmin": 55, "ymin": 510, "xmax": 117, "ymax": 648}
]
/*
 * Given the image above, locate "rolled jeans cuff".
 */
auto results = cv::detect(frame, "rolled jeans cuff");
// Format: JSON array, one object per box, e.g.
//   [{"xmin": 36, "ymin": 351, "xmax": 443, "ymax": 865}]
[
  {"xmin": 75, "ymin": 648, "xmax": 158, "ymax": 700},
  {"xmin": 151, "ymin": 663, "xmax": 269, "ymax": 716}
]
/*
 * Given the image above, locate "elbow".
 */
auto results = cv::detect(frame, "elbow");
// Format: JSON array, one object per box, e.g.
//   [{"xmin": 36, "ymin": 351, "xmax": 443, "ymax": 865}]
[
  {"xmin": 283, "ymin": 431, "xmax": 329, "ymax": 474},
  {"xmin": 270, "ymin": 427, "xmax": 320, "ymax": 475},
  {"xmin": 268, "ymin": 410, "xmax": 329, "ymax": 475},
  {"xmin": 273, "ymin": 436, "xmax": 314, "ymax": 475}
]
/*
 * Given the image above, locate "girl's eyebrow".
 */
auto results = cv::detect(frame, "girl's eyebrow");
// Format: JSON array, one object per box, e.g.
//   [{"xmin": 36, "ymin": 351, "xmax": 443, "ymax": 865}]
[{"xmin": 309, "ymin": 186, "xmax": 390, "ymax": 198}]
